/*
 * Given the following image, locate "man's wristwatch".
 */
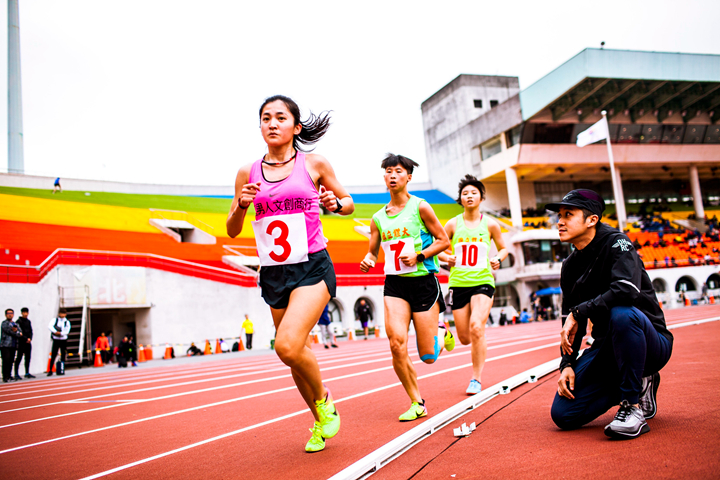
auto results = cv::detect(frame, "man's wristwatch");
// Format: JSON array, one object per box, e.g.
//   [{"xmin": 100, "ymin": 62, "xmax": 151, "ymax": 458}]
[
  {"xmin": 416, "ymin": 252, "xmax": 426, "ymax": 263},
  {"xmin": 335, "ymin": 197, "xmax": 343, "ymax": 213}
]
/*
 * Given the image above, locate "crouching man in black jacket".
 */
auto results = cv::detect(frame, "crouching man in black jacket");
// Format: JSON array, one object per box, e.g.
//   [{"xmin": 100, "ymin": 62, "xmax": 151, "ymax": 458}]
[{"xmin": 547, "ymin": 190, "xmax": 673, "ymax": 439}]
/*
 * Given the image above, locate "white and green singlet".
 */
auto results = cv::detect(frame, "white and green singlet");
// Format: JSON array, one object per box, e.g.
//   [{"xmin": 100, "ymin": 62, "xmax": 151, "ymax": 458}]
[
  {"xmin": 372, "ymin": 195, "xmax": 439, "ymax": 277},
  {"xmin": 448, "ymin": 213, "xmax": 495, "ymax": 288}
]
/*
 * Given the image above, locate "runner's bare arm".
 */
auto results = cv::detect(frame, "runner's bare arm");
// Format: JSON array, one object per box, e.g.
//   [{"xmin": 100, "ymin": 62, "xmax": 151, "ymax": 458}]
[
  {"xmin": 360, "ymin": 221, "xmax": 381, "ymax": 272},
  {"xmin": 400, "ymin": 201, "xmax": 450, "ymax": 266},
  {"xmin": 308, "ymin": 154, "xmax": 355, "ymax": 216},
  {"xmin": 488, "ymin": 218, "xmax": 508, "ymax": 270},
  {"xmin": 226, "ymin": 164, "xmax": 258, "ymax": 238},
  {"xmin": 438, "ymin": 217, "xmax": 457, "ymax": 265}
]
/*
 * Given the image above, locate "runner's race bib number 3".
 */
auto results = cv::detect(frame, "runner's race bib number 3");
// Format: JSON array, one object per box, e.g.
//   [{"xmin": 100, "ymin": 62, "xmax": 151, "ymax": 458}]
[
  {"xmin": 382, "ymin": 238, "xmax": 418, "ymax": 275},
  {"xmin": 454, "ymin": 242, "xmax": 488, "ymax": 270},
  {"xmin": 252, "ymin": 213, "xmax": 309, "ymax": 266}
]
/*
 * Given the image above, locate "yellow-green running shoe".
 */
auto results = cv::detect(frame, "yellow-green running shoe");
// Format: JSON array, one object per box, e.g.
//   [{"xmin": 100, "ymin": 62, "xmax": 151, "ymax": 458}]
[
  {"xmin": 443, "ymin": 326, "xmax": 455, "ymax": 352},
  {"xmin": 305, "ymin": 422, "xmax": 325, "ymax": 453},
  {"xmin": 399, "ymin": 400, "xmax": 427, "ymax": 422},
  {"xmin": 315, "ymin": 386, "xmax": 340, "ymax": 438}
]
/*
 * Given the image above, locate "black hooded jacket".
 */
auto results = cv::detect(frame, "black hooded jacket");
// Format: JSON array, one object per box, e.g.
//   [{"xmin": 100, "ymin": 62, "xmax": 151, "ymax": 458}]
[{"xmin": 560, "ymin": 222, "xmax": 672, "ymax": 371}]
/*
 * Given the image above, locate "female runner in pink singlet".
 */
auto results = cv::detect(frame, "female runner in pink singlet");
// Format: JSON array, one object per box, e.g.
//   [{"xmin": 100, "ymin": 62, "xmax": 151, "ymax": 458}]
[{"xmin": 227, "ymin": 95, "xmax": 354, "ymax": 452}]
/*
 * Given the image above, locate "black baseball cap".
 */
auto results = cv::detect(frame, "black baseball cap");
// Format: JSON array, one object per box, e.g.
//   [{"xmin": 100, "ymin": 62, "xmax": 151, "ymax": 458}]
[{"xmin": 545, "ymin": 189, "xmax": 605, "ymax": 218}]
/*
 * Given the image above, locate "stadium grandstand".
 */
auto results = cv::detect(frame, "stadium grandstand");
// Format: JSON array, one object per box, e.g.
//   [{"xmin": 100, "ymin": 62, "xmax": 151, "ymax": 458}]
[
  {"xmin": 421, "ymin": 47, "xmax": 720, "ymax": 315},
  {"xmin": 0, "ymin": 175, "xmax": 462, "ymax": 373}
]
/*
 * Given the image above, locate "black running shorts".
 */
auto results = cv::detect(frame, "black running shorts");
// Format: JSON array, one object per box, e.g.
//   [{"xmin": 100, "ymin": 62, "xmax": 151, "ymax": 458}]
[
  {"xmin": 384, "ymin": 274, "xmax": 446, "ymax": 313},
  {"xmin": 447, "ymin": 284, "xmax": 495, "ymax": 311},
  {"xmin": 259, "ymin": 249, "xmax": 337, "ymax": 309}
]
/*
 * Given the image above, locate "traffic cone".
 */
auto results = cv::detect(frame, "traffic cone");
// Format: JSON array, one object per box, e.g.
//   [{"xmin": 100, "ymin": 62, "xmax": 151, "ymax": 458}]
[
  {"xmin": 710, "ymin": 296, "xmax": 716, "ymax": 305},
  {"xmin": 144, "ymin": 346, "xmax": 153, "ymax": 360},
  {"xmin": 238, "ymin": 336, "xmax": 245, "ymax": 351},
  {"xmin": 94, "ymin": 349, "xmax": 104, "ymax": 367},
  {"xmin": 684, "ymin": 297, "xmax": 690, "ymax": 306},
  {"xmin": 164, "ymin": 344, "xmax": 173, "ymax": 360},
  {"xmin": 215, "ymin": 338, "xmax": 222, "ymax": 354},
  {"xmin": 46, "ymin": 353, "xmax": 56, "ymax": 373},
  {"xmin": 658, "ymin": 300, "xmax": 663, "ymax": 309},
  {"xmin": 313, "ymin": 333, "xmax": 320, "ymax": 344},
  {"xmin": 375, "ymin": 325, "xmax": 380, "ymax": 338},
  {"xmin": 204, "ymin": 340, "xmax": 212, "ymax": 355},
  {"xmin": 348, "ymin": 329, "xmax": 355, "ymax": 341},
  {"xmin": 138, "ymin": 345, "xmax": 146, "ymax": 363}
]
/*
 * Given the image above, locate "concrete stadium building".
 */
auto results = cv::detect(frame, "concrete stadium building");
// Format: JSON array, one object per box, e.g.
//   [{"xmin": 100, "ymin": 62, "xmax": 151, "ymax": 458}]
[{"xmin": 421, "ymin": 48, "xmax": 720, "ymax": 312}]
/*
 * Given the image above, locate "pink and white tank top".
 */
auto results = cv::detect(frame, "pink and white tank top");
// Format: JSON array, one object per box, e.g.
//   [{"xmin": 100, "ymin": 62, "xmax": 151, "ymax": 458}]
[{"xmin": 248, "ymin": 152, "xmax": 327, "ymax": 266}]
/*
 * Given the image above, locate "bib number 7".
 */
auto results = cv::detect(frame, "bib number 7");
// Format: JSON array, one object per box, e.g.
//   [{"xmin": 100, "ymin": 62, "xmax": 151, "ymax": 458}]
[
  {"xmin": 252, "ymin": 212, "xmax": 309, "ymax": 266},
  {"xmin": 382, "ymin": 238, "xmax": 418, "ymax": 275}
]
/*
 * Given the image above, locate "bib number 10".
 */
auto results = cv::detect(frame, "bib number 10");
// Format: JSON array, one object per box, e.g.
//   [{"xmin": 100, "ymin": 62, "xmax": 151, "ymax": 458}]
[
  {"xmin": 252, "ymin": 213, "xmax": 309, "ymax": 266},
  {"xmin": 455, "ymin": 242, "xmax": 488, "ymax": 270}
]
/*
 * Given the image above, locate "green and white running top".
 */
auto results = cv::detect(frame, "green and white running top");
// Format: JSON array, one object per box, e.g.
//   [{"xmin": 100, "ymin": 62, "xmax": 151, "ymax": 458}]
[
  {"xmin": 372, "ymin": 195, "xmax": 439, "ymax": 277},
  {"xmin": 448, "ymin": 213, "xmax": 495, "ymax": 288}
]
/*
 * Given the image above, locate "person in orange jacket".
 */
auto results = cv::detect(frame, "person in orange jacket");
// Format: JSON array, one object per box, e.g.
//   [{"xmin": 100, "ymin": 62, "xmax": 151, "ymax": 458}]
[{"xmin": 95, "ymin": 332, "xmax": 110, "ymax": 364}]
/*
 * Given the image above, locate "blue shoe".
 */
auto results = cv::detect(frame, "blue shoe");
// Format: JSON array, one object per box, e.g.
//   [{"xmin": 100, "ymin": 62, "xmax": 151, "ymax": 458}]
[{"xmin": 466, "ymin": 379, "xmax": 482, "ymax": 395}]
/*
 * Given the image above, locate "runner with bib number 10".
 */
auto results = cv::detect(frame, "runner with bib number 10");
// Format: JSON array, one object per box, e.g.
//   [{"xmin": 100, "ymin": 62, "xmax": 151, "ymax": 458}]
[
  {"xmin": 360, "ymin": 154, "xmax": 455, "ymax": 423},
  {"xmin": 226, "ymin": 95, "xmax": 354, "ymax": 453},
  {"xmin": 438, "ymin": 174, "xmax": 508, "ymax": 396}
]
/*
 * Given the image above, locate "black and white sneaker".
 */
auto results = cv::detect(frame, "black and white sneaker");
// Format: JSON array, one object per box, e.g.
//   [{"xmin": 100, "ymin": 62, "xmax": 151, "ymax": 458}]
[
  {"xmin": 604, "ymin": 400, "xmax": 649, "ymax": 439},
  {"xmin": 639, "ymin": 372, "xmax": 660, "ymax": 419}
]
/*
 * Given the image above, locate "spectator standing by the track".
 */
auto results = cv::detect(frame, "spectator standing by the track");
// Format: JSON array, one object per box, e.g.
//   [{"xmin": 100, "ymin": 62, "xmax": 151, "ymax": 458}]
[
  {"xmin": 498, "ymin": 309, "xmax": 508, "ymax": 326},
  {"xmin": 95, "ymin": 332, "xmax": 110, "ymax": 364},
  {"xmin": 242, "ymin": 314, "xmax": 254, "ymax": 350},
  {"xmin": 438, "ymin": 174, "xmax": 507, "ymax": 395},
  {"xmin": 354, "ymin": 299, "xmax": 373, "ymax": 340},
  {"xmin": 52, "ymin": 177, "xmax": 62, "ymax": 194},
  {"xmin": 128, "ymin": 336, "xmax": 138, "ymax": 366},
  {"xmin": 47, "ymin": 308, "xmax": 71, "ymax": 376},
  {"xmin": 318, "ymin": 304, "xmax": 338, "ymax": 349},
  {"xmin": 14, "ymin": 307, "xmax": 34, "ymax": 379},
  {"xmin": 2, "ymin": 309, "xmax": 23, "ymax": 382},
  {"xmin": 547, "ymin": 189, "xmax": 673, "ymax": 440},
  {"xmin": 107, "ymin": 332, "xmax": 114, "ymax": 363},
  {"xmin": 226, "ymin": 95, "xmax": 354, "ymax": 452}
]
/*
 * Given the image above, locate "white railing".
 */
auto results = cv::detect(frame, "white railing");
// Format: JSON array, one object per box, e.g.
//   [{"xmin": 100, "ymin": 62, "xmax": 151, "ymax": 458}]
[{"xmin": 78, "ymin": 286, "xmax": 89, "ymax": 364}]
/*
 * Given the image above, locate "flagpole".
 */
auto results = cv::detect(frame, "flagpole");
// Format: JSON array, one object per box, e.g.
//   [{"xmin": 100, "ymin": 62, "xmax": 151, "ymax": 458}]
[{"xmin": 602, "ymin": 110, "xmax": 626, "ymax": 231}]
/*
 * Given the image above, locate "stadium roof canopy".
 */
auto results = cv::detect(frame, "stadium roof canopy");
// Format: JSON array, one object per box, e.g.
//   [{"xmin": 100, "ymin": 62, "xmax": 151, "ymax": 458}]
[{"xmin": 520, "ymin": 48, "xmax": 720, "ymax": 123}]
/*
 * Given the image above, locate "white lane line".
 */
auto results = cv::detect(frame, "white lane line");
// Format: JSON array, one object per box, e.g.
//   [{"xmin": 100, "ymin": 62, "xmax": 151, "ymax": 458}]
[
  {"xmin": 0, "ymin": 333, "xmax": 558, "ymax": 417},
  {"xmin": 0, "ymin": 337, "xmax": 559, "ymax": 443},
  {"xmin": 0, "ymin": 327, "xmax": 554, "ymax": 397},
  {"xmin": 0, "ymin": 348, "xmax": 391, "ymax": 400},
  {"xmin": 74, "ymin": 342, "xmax": 560, "ymax": 480},
  {"xmin": 0, "ymin": 352, "xmax": 434, "ymax": 428}
]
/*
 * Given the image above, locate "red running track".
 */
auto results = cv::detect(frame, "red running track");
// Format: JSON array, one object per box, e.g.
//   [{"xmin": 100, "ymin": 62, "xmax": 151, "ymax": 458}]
[{"xmin": 0, "ymin": 306, "xmax": 718, "ymax": 479}]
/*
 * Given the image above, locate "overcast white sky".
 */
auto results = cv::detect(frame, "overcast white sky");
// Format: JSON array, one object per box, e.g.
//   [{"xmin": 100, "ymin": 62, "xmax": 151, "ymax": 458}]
[{"xmin": 1, "ymin": 0, "xmax": 719, "ymax": 187}]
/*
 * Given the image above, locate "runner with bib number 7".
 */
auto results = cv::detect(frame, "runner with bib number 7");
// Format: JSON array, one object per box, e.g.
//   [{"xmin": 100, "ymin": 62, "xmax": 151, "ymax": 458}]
[
  {"xmin": 360, "ymin": 154, "xmax": 455, "ymax": 422},
  {"xmin": 227, "ymin": 95, "xmax": 355, "ymax": 453},
  {"xmin": 438, "ymin": 175, "xmax": 508, "ymax": 395}
]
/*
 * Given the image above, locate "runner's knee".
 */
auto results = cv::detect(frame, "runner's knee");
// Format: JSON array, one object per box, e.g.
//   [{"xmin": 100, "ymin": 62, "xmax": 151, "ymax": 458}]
[
  {"xmin": 456, "ymin": 330, "xmax": 471, "ymax": 345},
  {"xmin": 388, "ymin": 336, "xmax": 407, "ymax": 358},
  {"xmin": 274, "ymin": 341, "xmax": 303, "ymax": 367},
  {"xmin": 469, "ymin": 321, "xmax": 485, "ymax": 342}
]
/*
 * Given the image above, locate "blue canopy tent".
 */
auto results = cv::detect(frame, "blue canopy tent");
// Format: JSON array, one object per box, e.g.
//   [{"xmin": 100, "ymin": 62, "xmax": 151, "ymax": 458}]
[{"xmin": 535, "ymin": 287, "xmax": 562, "ymax": 296}]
